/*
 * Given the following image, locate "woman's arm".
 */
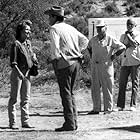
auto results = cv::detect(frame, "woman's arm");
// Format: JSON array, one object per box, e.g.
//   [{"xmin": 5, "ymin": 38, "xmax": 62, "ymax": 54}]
[{"xmin": 10, "ymin": 43, "xmax": 25, "ymax": 79}]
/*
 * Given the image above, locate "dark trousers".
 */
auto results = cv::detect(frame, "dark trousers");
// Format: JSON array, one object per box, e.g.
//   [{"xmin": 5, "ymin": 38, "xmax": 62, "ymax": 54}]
[
  {"xmin": 117, "ymin": 65, "xmax": 139, "ymax": 108},
  {"xmin": 54, "ymin": 62, "xmax": 80, "ymax": 129}
]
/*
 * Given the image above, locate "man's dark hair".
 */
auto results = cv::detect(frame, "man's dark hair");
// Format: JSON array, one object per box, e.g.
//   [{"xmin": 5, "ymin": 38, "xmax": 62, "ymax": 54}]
[
  {"xmin": 56, "ymin": 16, "xmax": 64, "ymax": 22},
  {"xmin": 51, "ymin": 14, "xmax": 64, "ymax": 22}
]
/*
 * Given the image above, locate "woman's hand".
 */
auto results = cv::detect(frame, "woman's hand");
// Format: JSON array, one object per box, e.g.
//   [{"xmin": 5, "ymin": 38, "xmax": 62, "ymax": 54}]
[
  {"xmin": 32, "ymin": 53, "xmax": 38, "ymax": 64},
  {"xmin": 14, "ymin": 65, "xmax": 25, "ymax": 80},
  {"xmin": 19, "ymin": 72, "xmax": 25, "ymax": 80}
]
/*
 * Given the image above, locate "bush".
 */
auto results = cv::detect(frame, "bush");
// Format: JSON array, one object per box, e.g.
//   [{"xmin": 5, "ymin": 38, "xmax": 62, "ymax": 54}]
[
  {"xmin": 65, "ymin": 16, "xmax": 88, "ymax": 36},
  {"xmin": 0, "ymin": 58, "xmax": 11, "ymax": 88}
]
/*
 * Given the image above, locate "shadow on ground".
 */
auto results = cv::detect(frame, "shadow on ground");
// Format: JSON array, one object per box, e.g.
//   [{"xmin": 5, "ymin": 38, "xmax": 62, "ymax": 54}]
[
  {"xmin": 0, "ymin": 126, "xmax": 55, "ymax": 132},
  {"xmin": 29, "ymin": 110, "xmax": 92, "ymax": 117},
  {"xmin": 106, "ymin": 125, "xmax": 140, "ymax": 133}
]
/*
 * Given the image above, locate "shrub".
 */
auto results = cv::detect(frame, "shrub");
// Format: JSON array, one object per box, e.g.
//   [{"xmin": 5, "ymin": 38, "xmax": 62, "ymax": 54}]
[{"xmin": 0, "ymin": 58, "xmax": 11, "ymax": 89}]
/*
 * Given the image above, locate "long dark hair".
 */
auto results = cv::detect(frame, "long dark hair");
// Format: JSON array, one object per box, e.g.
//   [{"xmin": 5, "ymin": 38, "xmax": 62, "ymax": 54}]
[{"xmin": 15, "ymin": 20, "xmax": 32, "ymax": 40}]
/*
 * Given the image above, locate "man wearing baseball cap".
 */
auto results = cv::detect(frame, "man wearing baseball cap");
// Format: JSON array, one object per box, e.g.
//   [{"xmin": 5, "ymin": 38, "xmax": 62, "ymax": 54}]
[
  {"xmin": 44, "ymin": 6, "xmax": 88, "ymax": 131},
  {"xmin": 87, "ymin": 19, "xmax": 126, "ymax": 115}
]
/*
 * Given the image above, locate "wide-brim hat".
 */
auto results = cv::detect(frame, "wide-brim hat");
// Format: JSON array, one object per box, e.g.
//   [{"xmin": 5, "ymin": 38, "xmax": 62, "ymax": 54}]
[
  {"xmin": 96, "ymin": 19, "xmax": 106, "ymax": 27},
  {"xmin": 44, "ymin": 6, "xmax": 64, "ymax": 17}
]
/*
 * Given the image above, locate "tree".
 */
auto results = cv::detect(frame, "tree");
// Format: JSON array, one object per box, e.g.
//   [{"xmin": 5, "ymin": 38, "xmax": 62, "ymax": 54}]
[{"xmin": 123, "ymin": 0, "xmax": 140, "ymax": 16}]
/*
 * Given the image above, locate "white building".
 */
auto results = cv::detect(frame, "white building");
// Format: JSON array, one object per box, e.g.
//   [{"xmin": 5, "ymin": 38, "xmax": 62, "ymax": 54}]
[{"xmin": 88, "ymin": 17, "xmax": 140, "ymax": 40}]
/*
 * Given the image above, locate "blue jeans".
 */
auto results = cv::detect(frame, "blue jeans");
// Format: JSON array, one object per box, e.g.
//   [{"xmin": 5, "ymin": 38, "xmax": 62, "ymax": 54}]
[
  {"xmin": 8, "ymin": 68, "xmax": 31, "ymax": 126},
  {"xmin": 117, "ymin": 65, "xmax": 139, "ymax": 108},
  {"xmin": 53, "ymin": 62, "xmax": 80, "ymax": 129}
]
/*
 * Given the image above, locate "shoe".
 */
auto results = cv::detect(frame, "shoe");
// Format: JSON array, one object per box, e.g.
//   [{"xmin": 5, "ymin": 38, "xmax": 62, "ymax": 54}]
[
  {"xmin": 104, "ymin": 110, "xmax": 112, "ymax": 115},
  {"xmin": 55, "ymin": 126, "xmax": 75, "ymax": 132},
  {"xmin": 9, "ymin": 124, "xmax": 19, "ymax": 129},
  {"xmin": 130, "ymin": 107, "xmax": 136, "ymax": 111},
  {"xmin": 75, "ymin": 125, "xmax": 78, "ymax": 130},
  {"xmin": 113, "ymin": 107, "xmax": 124, "ymax": 112},
  {"xmin": 87, "ymin": 110, "xmax": 99, "ymax": 115},
  {"xmin": 22, "ymin": 124, "xmax": 34, "ymax": 128}
]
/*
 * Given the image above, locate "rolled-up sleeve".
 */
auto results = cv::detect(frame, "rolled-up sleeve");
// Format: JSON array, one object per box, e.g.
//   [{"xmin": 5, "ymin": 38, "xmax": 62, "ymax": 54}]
[
  {"xmin": 10, "ymin": 43, "xmax": 18, "ymax": 67},
  {"xmin": 78, "ymin": 31, "xmax": 89, "ymax": 51},
  {"xmin": 111, "ymin": 37, "xmax": 126, "ymax": 51},
  {"xmin": 50, "ymin": 28, "xmax": 61, "ymax": 60}
]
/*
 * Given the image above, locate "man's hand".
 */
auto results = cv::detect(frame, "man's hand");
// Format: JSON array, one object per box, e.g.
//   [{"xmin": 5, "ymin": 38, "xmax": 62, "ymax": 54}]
[
  {"xmin": 78, "ymin": 55, "xmax": 84, "ymax": 64},
  {"xmin": 51, "ymin": 59, "xmax": 58, "ymax": 70}
]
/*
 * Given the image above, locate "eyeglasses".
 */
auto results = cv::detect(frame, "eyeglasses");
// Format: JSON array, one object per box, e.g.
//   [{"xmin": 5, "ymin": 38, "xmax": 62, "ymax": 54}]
[{"xmin": 127, "ymin": 23, "xmax": 135, "ymax": 27}]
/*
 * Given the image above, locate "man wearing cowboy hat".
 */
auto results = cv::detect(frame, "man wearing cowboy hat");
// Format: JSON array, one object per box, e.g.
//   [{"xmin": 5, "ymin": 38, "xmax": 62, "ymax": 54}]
[
  {"xmin": 44, "ymin": 6, "xmax": 88, "ymax": 131},
  {"xmin": 87, "ymin": 19, "xmax": 126, "ymax": 115}
]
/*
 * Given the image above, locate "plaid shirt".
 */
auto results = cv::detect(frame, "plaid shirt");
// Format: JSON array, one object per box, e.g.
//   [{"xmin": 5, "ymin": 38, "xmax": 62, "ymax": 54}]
[{"xmin": 10, "ymin": 40, "xmax": 34, "ymax": 70}]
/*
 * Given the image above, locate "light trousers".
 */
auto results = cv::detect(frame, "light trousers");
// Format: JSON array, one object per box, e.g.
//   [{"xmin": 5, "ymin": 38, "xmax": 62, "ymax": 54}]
[
  {"xmin": 8, "ymin": 68, "xmax": 31, "ymax": 126},
  {"xmin": 91, "ymin": 62, "xmax": 114, "ymax": 112}
]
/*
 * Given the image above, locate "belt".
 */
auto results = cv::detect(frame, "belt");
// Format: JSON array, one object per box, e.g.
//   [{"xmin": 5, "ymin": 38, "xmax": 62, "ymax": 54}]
[
  {"xmin": 94, "ymin": 61, "xmax": 107, "ymax": 64},
  {"xmin": 69, "ymin": 58, "xmax": 79, "ymax": 61},
  {"xmin": 69, "ymin": 57, "xmax": 83, "ymax": 61},
  {"xmin": 68, "ymin": 57, "xmax": 83, "ymax": 64}
]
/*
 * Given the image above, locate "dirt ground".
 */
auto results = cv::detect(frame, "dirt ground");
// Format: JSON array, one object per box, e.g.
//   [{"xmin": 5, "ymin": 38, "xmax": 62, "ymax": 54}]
[{"xmin": 0, "ymin": 83, "xmax": 140, "ymax": 140}]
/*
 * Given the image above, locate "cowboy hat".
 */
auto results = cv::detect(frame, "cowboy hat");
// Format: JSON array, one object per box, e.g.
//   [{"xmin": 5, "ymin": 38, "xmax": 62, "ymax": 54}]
[
  {"xmin": 96, "ymin": 19, "xmax": 106, "ymax": 27},
  {"xmin": 44, "ymin": 6, "xmax": 64, "ymax": 17}
]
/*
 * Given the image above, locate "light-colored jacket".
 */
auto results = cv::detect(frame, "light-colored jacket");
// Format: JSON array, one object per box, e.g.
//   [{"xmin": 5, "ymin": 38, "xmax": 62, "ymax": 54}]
[
  {"xmin": 120, "ymin": 30, "xmax": 140, "ymax": 66},
  {"xmin": 88, "ymin": 34, "xmax": 126, "ymax": 77}
]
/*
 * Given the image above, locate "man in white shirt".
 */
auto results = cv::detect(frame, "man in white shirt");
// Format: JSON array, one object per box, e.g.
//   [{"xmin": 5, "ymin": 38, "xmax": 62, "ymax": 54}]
[
  {"xmin": 44, "ymin": 6, "xmax": 88, "ymax": 131},
  {"xmin": 87, "ymin": 19, "xmax": 126, "ymax": 115}
]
